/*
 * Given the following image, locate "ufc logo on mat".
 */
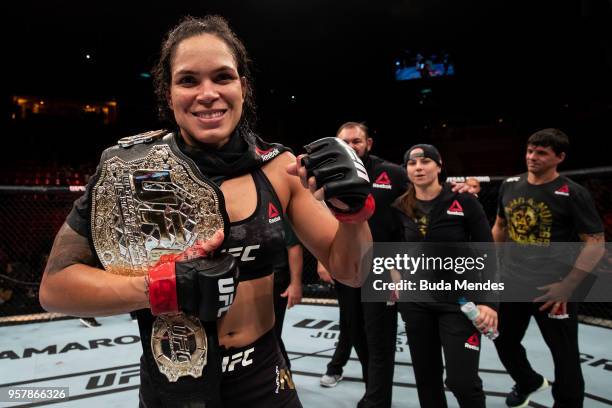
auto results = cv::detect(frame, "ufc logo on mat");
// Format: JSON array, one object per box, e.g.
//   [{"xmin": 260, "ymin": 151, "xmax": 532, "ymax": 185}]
[
  {"xmin": 221, "ymin": 245, "xmax": 260, "ymax": 261},
  {"xmin": 217, "ymin": 278, "xmax": 235, "ymax": 318},
  {"xmin": 222, "ymin": 347, "xmax": 254, "ymax": 372}
]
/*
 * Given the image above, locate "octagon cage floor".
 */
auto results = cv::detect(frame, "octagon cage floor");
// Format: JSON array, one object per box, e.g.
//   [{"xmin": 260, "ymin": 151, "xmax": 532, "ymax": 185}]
[{"xmin": 1, "ymin": 304, "xmax": 611, "ymax": 408}]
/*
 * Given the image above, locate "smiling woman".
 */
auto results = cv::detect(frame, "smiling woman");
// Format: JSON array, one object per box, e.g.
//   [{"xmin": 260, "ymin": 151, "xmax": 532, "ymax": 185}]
[
  {"xmin": 39, "ymin": 14, "xmax": 373, "ymax": 408},
  {"xmin": 166, "ymin": 34, "xmax": 247, "ymax": 147}
]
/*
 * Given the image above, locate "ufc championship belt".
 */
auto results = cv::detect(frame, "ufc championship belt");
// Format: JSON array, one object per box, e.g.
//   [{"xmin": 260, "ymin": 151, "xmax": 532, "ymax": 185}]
[{"xmin": 91, "ymin": 130, "xmax": 228, "ymax": 383}]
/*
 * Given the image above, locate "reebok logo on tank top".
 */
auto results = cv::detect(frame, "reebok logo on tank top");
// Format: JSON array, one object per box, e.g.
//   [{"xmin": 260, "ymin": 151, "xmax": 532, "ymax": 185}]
[
  {"xmin": 554, "ymin": 184, "xmax": 570, "ymax": 196},
  {"xmin": 447, "ymin": 200, "xmax": 464, "ymax": 216},
  {"xmin": 268, "ymin": 202, "xmax": 281, "ymax": 224},
  {"xmin": 373, "ymin": 171, "xmax": 392, "ymax": 190}
]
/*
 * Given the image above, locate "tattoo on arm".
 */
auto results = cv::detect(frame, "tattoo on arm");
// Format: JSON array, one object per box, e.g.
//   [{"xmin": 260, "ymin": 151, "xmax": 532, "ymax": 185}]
[
  {"xmin": 44, "ymin": 223, "xmax": 96, "ymax": 275},
  {"xmin": 578, "ymin": 232, "xmax": 605, "ymax": 243}
]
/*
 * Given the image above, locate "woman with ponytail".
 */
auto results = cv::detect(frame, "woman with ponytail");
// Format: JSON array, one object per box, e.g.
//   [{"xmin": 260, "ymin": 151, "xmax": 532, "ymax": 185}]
[{"xmin": 393, "ymin": 144, "xmax": 497, "ymax": 408}]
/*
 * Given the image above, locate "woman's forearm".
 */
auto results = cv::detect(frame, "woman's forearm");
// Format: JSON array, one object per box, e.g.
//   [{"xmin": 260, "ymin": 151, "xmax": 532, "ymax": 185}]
[
  {"xmin": 328, "ymin": 222, "xmax": 372, "ymax": 287},
  {"xmin": 40, "ymin": 264, "xmax": 149, "ymax": 317}
]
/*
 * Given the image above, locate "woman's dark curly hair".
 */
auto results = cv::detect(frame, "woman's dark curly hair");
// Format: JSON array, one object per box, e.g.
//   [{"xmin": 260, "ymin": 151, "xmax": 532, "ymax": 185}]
[{"xmin": 152, "ymin": 15, "xmax": 256, "ymax": 130}]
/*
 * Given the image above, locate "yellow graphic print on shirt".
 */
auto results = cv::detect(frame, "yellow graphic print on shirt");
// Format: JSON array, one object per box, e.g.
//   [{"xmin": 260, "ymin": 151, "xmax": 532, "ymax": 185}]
[
  {"xmin": 416, "ymin": 214, "xmax": 428, "ymax": 237},
  {"xmin": 505, "ymin": 197, "xmax": 552, "ymax": 245}
]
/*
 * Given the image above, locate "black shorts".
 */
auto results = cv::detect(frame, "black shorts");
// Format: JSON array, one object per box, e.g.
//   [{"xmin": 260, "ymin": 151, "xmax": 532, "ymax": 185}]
[
  {"xmin": 139, "ymin": 329, "xmax": 302, "ymax": 408},
  {"xmin": 220, "ymin": 329, "xmax": 302, "ymax": 408}
]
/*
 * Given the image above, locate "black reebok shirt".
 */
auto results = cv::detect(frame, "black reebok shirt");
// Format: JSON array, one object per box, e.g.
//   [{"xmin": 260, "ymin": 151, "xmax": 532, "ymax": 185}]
[
  {"xmin": 393, "ymin": 184, "xmax": 496, "ymax": 307},
  {"xmin": 498, "ymin": 174, "xmax": 603, "ymax": 282},
  {"xmin": 395, "ymin": 184, "xmax": 494, "ymax": 243},
  {"xmin": 498, "ymin": 174, "xmax": 603, "ymax": 244},
  {"xmin": 366, "ymin": 155, "xmax": 408, "ymax": 242}
]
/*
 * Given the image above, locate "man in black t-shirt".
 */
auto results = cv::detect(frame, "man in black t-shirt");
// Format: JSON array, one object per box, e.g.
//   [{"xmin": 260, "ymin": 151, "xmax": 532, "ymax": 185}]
[
  {"xmin": 319, "ymin": 122, "xmax": 408, "ymax": 408},
  {"xmin": 492, "ymin": 129, "xmax": 605, "ymax": 408}
]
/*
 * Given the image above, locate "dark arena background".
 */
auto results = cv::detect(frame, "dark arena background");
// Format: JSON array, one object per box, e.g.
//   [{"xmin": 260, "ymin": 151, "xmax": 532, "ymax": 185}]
[{"xmin": 1, "ymin": 1, "xmax": 612, "ymax": 407}]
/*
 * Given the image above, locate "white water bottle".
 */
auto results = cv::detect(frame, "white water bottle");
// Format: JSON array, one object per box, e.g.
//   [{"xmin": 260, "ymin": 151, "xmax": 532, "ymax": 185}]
[{"xmin": 459, "ymin": 300, "xmax": 499, "ymax": 340}]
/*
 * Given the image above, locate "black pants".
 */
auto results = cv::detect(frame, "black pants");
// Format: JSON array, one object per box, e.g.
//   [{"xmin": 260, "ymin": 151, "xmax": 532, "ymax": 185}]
[
  {"xmin": 494, "ymin": 302, "xmax": 584, "ymax": 408},
  {"xmin": 273, "ymin": 272, "xmax": 291, "ymax": 369},
  {"xmin": 325, "ymin": 281, "xmax": 369, "ymax": 384},
  {"xmin": 399, "ymin": 302, "xmax": 485, "ymax": 408},
  {"xmin": 359, "ymin": 301, "xmax": 398, "ymax": 408}
]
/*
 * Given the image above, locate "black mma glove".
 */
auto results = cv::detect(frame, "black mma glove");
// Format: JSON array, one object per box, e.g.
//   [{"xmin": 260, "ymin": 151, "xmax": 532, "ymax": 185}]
[
  {"xmin": 148, "ymin": 252, "xmax": 239, "ymax": 321},
  {"xmin": 302, "ymin": 137, "xmax": 375, "ymax": 223}
]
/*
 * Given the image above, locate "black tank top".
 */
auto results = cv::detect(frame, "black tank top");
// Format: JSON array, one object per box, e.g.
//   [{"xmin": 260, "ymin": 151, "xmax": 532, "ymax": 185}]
[{"xmin": 219, "ymin": 168, "xmax": 286, "ymax": 281}]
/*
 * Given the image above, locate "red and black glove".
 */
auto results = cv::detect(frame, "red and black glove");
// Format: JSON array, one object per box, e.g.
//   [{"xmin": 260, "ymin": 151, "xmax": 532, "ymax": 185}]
[
  {"xmin": 148, "ymin": 250, "xmax": 239, "ymax": 321},
  {"xmin": 301, "ymin": 137, "xmax": 375, "ymax": 223}
]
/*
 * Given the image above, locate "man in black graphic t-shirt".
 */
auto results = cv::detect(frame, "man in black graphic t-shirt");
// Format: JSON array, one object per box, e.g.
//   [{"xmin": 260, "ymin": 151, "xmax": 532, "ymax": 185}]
[{"xmin": 492, "ymin": 128, "xmax": 605, "ymax": 408}]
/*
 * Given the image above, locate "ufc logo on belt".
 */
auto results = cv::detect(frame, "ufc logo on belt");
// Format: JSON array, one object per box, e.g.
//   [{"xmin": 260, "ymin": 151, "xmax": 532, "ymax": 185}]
[
  {"xmin": 222, "ymin": 347, "xmax": 254, "ymax": 372},
  {"xmin": 218, "ymin": 278, "xmax": 235, "ymax": 318}
]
